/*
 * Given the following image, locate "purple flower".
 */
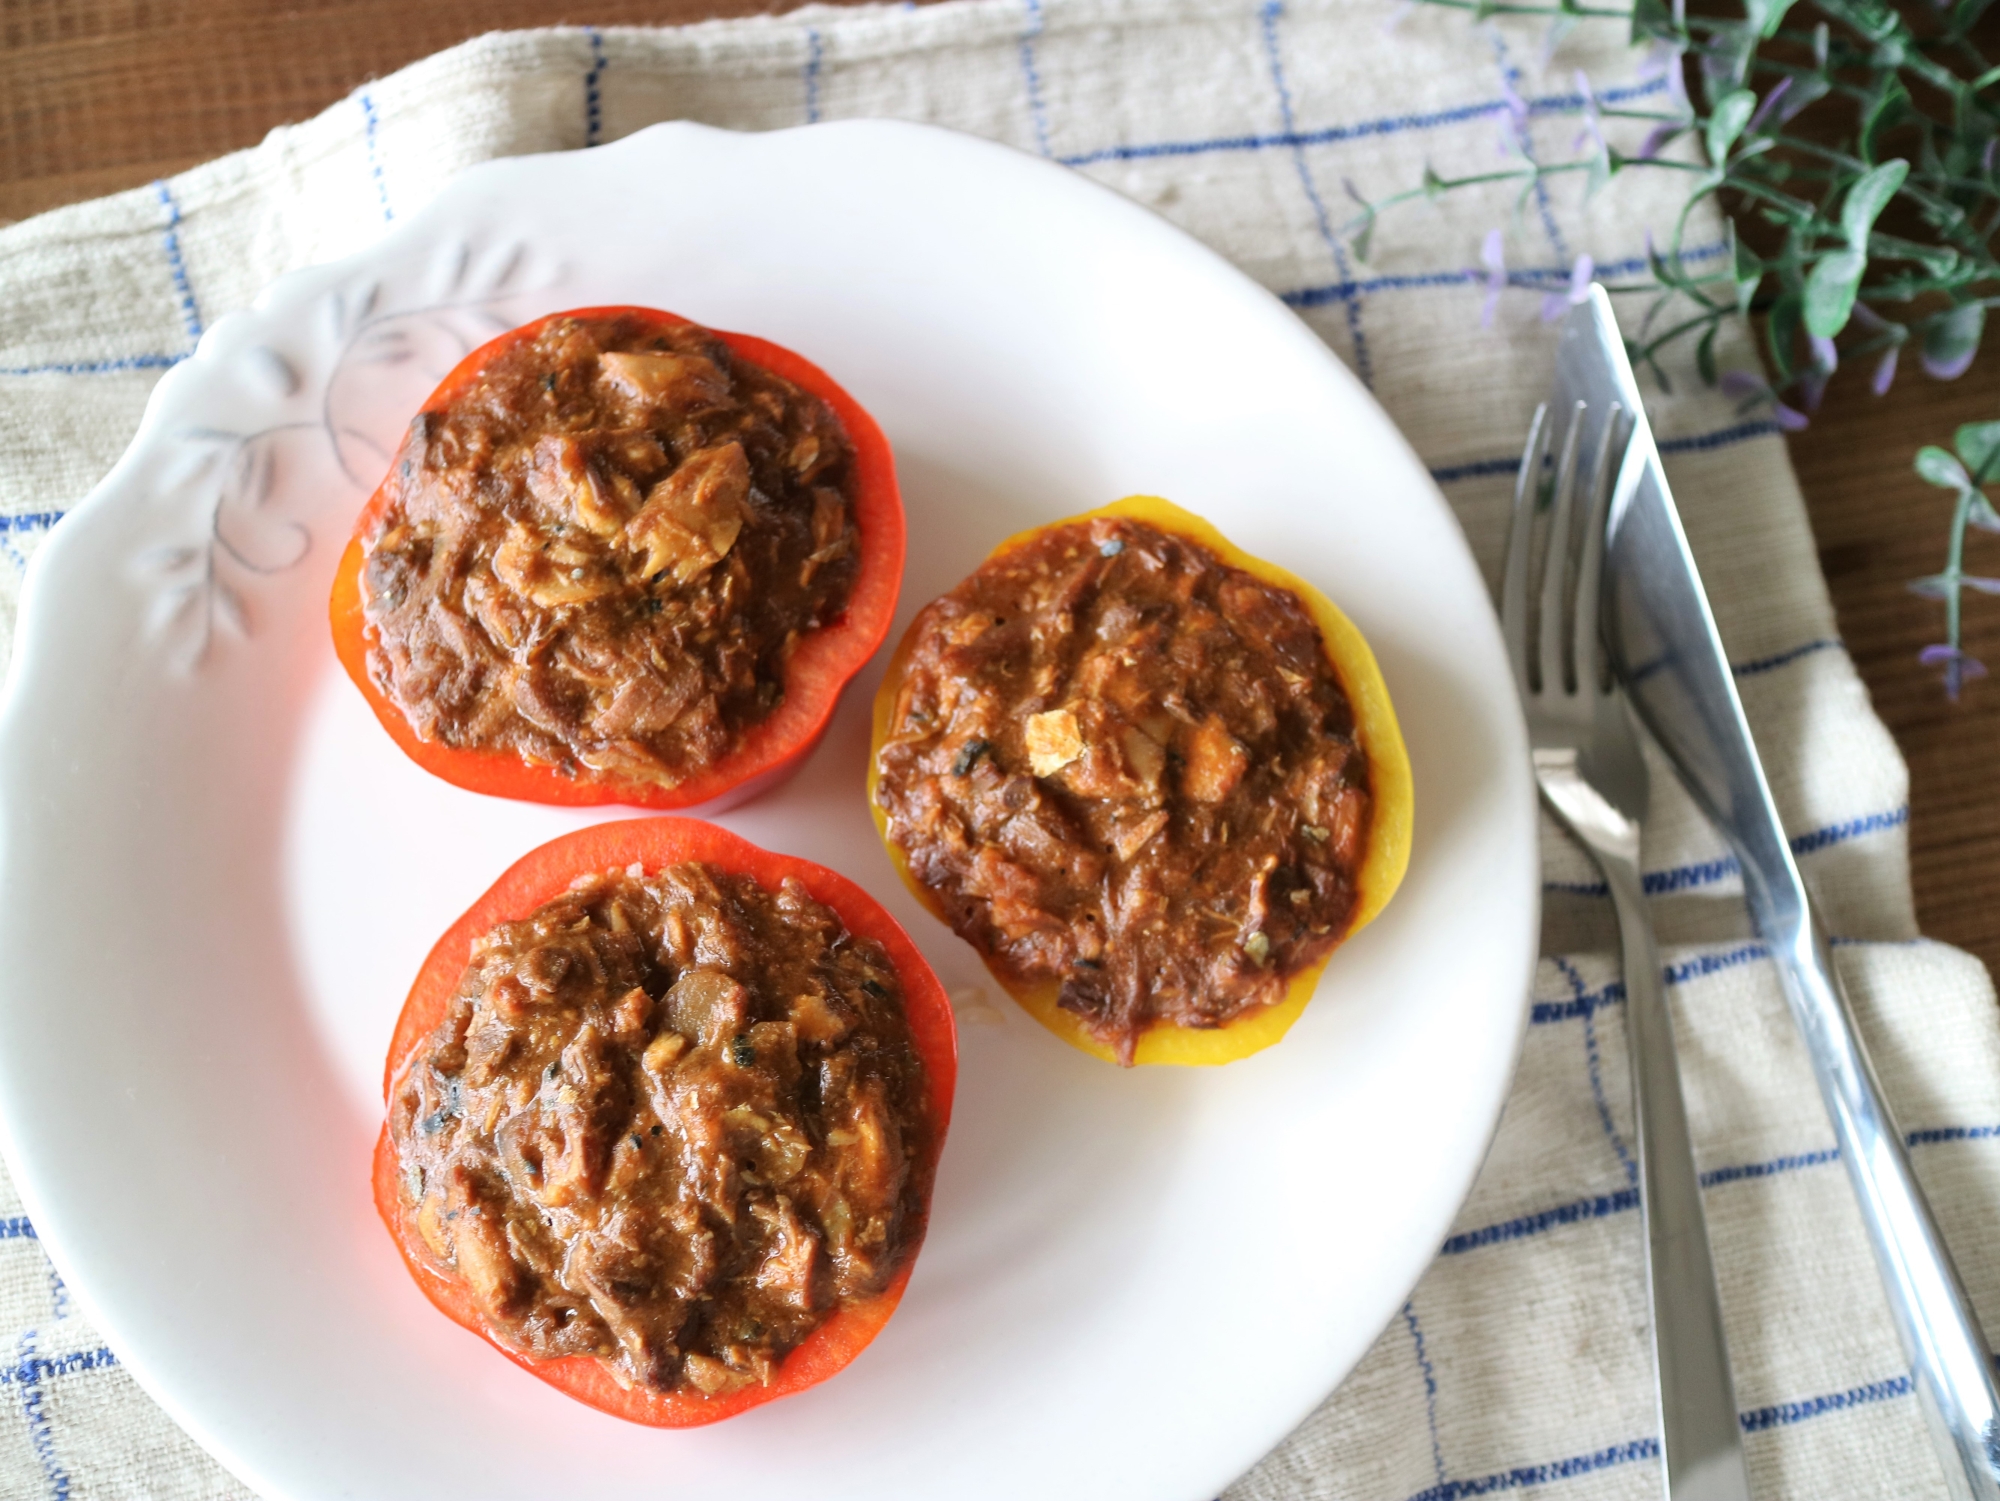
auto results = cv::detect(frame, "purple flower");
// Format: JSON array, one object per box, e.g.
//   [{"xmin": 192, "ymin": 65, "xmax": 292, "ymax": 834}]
[
  {"xmin": 1797, "ymin": 334, "xmax": 1839, "ymax": 412},
  {"xmin": 1541, "ymin": 253, "xmax": 1594, "ymax": 322},
  {"xmin": 1635, "ymin": 37, "xmax": 1678, "ymax": 80},
  {"xmin": 1720, "ymin": 369, "xmax": 1809, "ymax": 431},
  {"xmin": 1634, "ymin": 47, "xmax": 1693, "ymax": 160},
  {"xmin": 1497, "ymin": 71, "xmax": 1529, "ymax": 156},
  {"xmin": 1920, "ymin": 643, "xmax": 1988, "ymax": 699},
  {"xmin": 1872, "ymin": 345, "xmax": 1900, "ymax": 395},
  {"xmin": 1574, "ymin": 70, "xmax": 1606, "ymax": 156},
  {"xmin": 1746, "ymin": 76, "xmax": 1792, "ymax": 135},
  {"xmin": 1925, "ymin": 347, "xmax": 1980, "ymax": 381},
  {"xmin": 1664, "ymin": 47, "xmax": 1692, "ymax": 119},
  {"xmin": 1920, "ymin": 306, "xmax": 1984, "ymax": 382},
  {"xmin": 1480, "ymin": 228, "xmax": 1507, "ymax": 328},
  {"xmin": 1637, "ymin": 119, "xmax": 1681, "ymax": 160},
  {"xmin": 1984, "ymin": 137, "xmax": 1998, "ymax": 176}
]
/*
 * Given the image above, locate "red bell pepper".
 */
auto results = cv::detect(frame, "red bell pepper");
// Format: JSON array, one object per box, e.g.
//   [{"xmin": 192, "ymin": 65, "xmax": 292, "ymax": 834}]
[
  {"xmin": 330, "ymin": 307, "xmax": 904, "ymax": 811},
  {"xmin": 373, "ymin": 816, "xmax": 957, "ymax": 1426}
]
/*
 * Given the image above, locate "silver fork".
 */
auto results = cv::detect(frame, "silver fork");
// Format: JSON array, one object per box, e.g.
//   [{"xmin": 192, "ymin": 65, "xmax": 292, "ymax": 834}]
[{"xmin": 1503, "ymin": 401, "xmax": 1754, "ymax": 1501}]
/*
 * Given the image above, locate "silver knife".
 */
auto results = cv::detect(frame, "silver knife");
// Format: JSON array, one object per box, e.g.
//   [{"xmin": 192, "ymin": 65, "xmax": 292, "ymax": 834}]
[{"xmin": 1571, "ymin": 284, "xmax": 2000, "ymax": 1501}]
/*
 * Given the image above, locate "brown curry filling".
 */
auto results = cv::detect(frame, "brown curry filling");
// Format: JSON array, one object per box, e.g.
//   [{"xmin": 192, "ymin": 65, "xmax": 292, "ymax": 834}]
[
  {"xmin": 388, "ymin": 864, "xmax": 934, "ymax": 1396},
  {"xmin": 873, "ymin": 516, "xmax": 1372, "ymax": 1063},
  {"xmin": 360, "ymin": 312, "xmax": 859, "ymax": 788}
]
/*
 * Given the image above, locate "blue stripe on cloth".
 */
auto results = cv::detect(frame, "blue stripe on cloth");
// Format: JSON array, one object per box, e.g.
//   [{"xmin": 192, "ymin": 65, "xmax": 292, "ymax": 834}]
[
  {"xmin": 1546, "ymin": 808, "xmax": 1909, "ymax": 900},
  {"xmin": 1260, "ymin": 0, "xmax": 1372, "ymax": 388},
  {"xmin": 1733, "ymin": 637, "xmax": 1844, "ymax": 677},
  {"xmin": 361, "ymin": 93, "xmax": 393, "ymax": 223},
  {"xmin": 1555, "ymin": 954, "xmax": 1637, "ymax": 1185},
  {"xmin": 1529, "ymin": 981, "xmax": 1621, "ymax": 1024},
  {"xmin": 1401, "ymin": 1373, "xmax": 1917, "ymax": 1499},
  {"xmin": 1438, "ymin": 1186, "xmax": 1641, "ymax": 1255},
  {"xmin": 1445, "ymin": 1125, "xmax": 1987, "ymax": 1255},
  {"xmin": 1662, "ymin": 941, "xmax": 1768, "ymax": 985},
  {"xmin": 1283, "ymin": 240, "xmax": 1728, "ymax": 310},
  {"xmin": 804, "ymin": 27, "xmax": 826, "ymax": 123},
  {"xmin": 152, "ymin": 181, "xmax": 202, "ymax": 347},
  {"xmin": 1428, "ymin": 455, "xmax": 1525, "ymax": 484},
  {"xmin": 1740, "ymin": 1374, "xmax": 1912, "ymax": 1432},
  {"xmin": 14, "ymin": 1329, "xmax": 89, "ymax": 1501},
  {"xmin": 1700, "ymin": 1145, "xmax": 1842, "ymax": 1188},
  {"xmin": 1432, "ymin": 411, "xmax": 1776, "ymax": 485},
  {"xmin": 1018, "ymin": 0, "xmax": 1053, "ymax": 157},
  {"xmin": 1527, "ymin": 943, "xmax": 1766, "ymax": 1021},
  {"xmin": 0, "ymin": 1344, "xmax": 118, "ymax": 1387},
  {"xmin": 1793, "ymin": 805, "xmax": 1910, "ymax": 854},
  {"xmin": 0, "ymin": 1216, "xmax": 36, "ymax": 1240},
  {"xmin": 1401, "ymin": 1300, "xmax": 1449, "ymax": 1489},
  {"xmin": 1403, "ymin": 1437, "xmax": 1659, "ymax": 1501},
  {"xmin": 1909, "ymin": 1123, "xmax": 2000, "ymax": 1145},
  {"xmin": 0, "ymin": 355, "xmax": 182, "ymax": 377},
  {"xmin": 584, "ymin": 28, "xmax": 607, "ymax": 146},
  {"xmin": 1058, "ymin": 75, "xmax": 1667, "ymax": 168},
  {"xmin": 1660, "ymin": 419, "xmax": 1783, "ymax": 454},
  {"xmin": 1453, "ymin": 1122, "xmax": 1997, "ymax": 1256}
]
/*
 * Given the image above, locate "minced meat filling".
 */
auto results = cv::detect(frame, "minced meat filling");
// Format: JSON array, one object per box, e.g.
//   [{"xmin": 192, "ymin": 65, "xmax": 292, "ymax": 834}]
[
  {"xmin": 360, "ymin": 312, "xmax": 859, "ymax": 787},
  {"xmin": 389, "ymin": 863, "xmax": 933, "ymax": 1397},
  {"xmin": 873, "ymin": 516, "xmax": 1372, "ymax": 1064}
]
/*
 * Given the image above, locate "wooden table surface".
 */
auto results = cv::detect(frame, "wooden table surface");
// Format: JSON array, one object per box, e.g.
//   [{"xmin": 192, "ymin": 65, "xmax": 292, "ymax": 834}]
[{"xmin": 6, "ymin": 0, "xmax": 1999, "ymax": 977}]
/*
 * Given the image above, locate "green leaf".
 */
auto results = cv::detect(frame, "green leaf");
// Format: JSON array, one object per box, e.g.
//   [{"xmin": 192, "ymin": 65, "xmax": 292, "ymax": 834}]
[
  {"xmin": 1585, "ymin": 145, "xmax": 1615, "ymax": 200},
  {"xmin": 1742, "ymin": 0, "xmax": 1799, "ymax": 36},
  {"xmin": 1840, "ymin": 159, "xmax": 1908, "ymax": 245},
  {"xmin": 1860, "ymin": 79, "xmax": 1911, "ymax": 162},
  {"xmin": 1733, "ymin": 230, "xmax": 1764, "ymax": 318},
  {"xmin": 1866, "ymin": 232, "xmax": 1958, "ymax": 278},
  {"xmin": 1814, "ymin": 0, "xmax": 1902, "ymax": 43},
  {"xmin": 1956, "ymin": 422, "xmax": 2000, "ymax": 482},
  {"xmin": 1924, "ymin": 304, "xmax": 1985, "ymax": 379},
  {"xmin": 1629, "ymin": 0, "xmax": 1679, "ymax": 44},
  {"xmin": 1351, "ymin": 217, "xmax": 1375, "ymax": 263},
  {"xmin": 1781, "ymin": 73, "xmax": 1830, "ymax": 120},
  {"xmin": 1767, "ymin": 293, "xmax": 1802, "ymax": 382},
  {"xmin": 1973, "ymin": 494, "xmax": 2000, "ymax": 532},
  {"xmin": 1700, "ymin": 26, "xmax": 1755, "ymax": 96},
  {"xmin": 1706, "ymin": 89, "xmax": 1757, "ymax": 164},
  {"xmin": 1696, "ymin": 323, "xmax": 1719, "ymax": 386},
  {"xmin": 1420, "ymin": 165, "xmax": 1447, "ymax": 202},
  {"xmin": 1803, "ymin": 248, "xmax": 1867, "ymax": 338},
  {"xmin": 1956, "ymin": 0, "xmax": 1997, "ymax": 34},
  {"xmin": 1918, "ymin": 445, "xmax": 1972, "ymax": 491}
]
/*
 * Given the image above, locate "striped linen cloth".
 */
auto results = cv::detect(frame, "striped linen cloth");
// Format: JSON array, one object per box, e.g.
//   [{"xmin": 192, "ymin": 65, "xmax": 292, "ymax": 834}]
[{"xmin": 0, "ymin": 1, "xmax": 1993, "ymax": 1496}]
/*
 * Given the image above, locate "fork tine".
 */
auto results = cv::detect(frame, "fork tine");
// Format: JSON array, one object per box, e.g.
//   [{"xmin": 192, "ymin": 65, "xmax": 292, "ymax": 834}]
[
  {"xmin": 1571, "ymin": 403, "xmax": 1625, "ymax": 695},
  {"xmin": 1537, "ymin": 401, "xmax": 1587, "ymax": 693},
  {"xmin": 1502, "ymin": 403, "xmax": 1549, "ymax": 694}
]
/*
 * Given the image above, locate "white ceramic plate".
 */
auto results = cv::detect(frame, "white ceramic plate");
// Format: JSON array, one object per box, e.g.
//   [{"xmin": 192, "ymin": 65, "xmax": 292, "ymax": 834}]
[{"xmin": 0, "ymin": 122, "xmax": 1536, "ymax": 1501}]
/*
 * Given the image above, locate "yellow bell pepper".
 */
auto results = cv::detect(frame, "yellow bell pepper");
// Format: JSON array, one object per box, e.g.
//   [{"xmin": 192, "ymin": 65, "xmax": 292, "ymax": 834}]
[{"xmin": 867, "ymin": 495, "xmax": 1413, "ymax": 1066}]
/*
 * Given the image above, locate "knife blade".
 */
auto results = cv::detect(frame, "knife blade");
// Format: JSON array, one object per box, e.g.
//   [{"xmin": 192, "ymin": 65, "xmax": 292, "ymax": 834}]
[{"xmin": 1570, "ymin": 284, "xmax": 2000, "ymax": 1501}]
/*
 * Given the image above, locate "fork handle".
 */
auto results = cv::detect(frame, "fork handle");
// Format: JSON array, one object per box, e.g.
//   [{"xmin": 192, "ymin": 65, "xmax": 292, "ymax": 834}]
[{"xmin": 1603, "ymin": 856, "xmax": 1755, "ymax": 1501}]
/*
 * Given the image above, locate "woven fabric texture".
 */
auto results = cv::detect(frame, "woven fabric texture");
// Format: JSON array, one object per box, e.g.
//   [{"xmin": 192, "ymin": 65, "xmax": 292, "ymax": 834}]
[{"xmin": 0, "ymin": 1, "xmax": 1991, "ymax": 1497}]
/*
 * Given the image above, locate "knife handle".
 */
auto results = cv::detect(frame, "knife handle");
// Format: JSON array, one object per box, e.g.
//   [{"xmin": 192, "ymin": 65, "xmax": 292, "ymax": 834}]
[
  {"xmin": 1604, "ymin": 857, "xmax": 1755, "ymax": 1501},
  {"xmin": 1768, "ymin": 909, "xmax": 2000, "ymax": 1501}
]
